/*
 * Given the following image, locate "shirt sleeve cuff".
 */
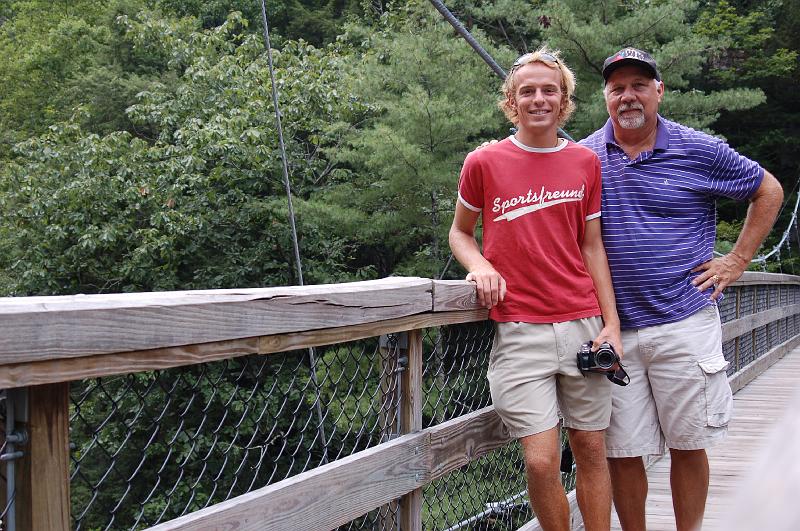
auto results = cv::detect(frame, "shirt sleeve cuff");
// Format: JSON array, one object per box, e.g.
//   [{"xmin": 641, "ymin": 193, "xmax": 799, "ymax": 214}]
[{"xmin": 459, "ymin": 194, "xmax": 481, "ymax": 212}]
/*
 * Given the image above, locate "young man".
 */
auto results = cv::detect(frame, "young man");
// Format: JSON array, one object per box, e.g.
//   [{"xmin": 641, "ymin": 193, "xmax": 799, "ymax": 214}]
[
  {"xmin": 580, "ymin": 48, "xmax": 783, "ymax": 531},
  {"xmin": 449, "ymin": 47, "xmax": 621, "ymax": 531}
]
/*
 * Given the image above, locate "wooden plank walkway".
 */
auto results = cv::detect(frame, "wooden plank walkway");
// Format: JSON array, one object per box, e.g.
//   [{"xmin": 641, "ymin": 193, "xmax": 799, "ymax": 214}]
[{"xmin": 611, "ymin": 346, "xmax": 800, "ymax": 530}]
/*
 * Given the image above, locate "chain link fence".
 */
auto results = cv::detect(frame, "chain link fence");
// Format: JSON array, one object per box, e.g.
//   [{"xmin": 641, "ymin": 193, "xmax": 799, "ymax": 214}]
[
  {"xmin": 1, "ymin": 282, "xmax": 799, "ymax": 530},
  {"xmin": 719, "ymin": 284, "xmax": 800, "ymax": 376},
  {"xmin": 65, "ymin": 321, "xmax": 535, "ymax": 530}
]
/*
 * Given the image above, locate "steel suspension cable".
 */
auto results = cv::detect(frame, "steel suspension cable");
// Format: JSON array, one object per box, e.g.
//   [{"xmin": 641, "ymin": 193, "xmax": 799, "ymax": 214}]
[
  {"xmin": 258, "ymin": 0, "xmax": 329, "ymax": 464},
  {"xmin": 427, "ymin": 0, "xmax": 573, "ymax": 142},
  {"xmin": 428, "ymin": 0, "xmax": 507, "ymax": 79},
  {"xmin": 258, "ymin": 0, "xmax": 304, "ymax": 286}
]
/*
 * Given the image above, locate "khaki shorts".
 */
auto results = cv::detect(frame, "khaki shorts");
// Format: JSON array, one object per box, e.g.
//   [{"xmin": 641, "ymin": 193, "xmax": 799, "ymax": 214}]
[
  {"xmin": 488, "ymin": 318, "xmax": 612, "ymax": 439},
  {"xmin": 606, "ymin": 305, "xmax": 733, "ymax": 458}
]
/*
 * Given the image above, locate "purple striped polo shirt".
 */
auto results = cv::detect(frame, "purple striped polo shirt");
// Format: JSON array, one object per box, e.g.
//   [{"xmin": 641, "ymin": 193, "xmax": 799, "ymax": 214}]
[{"xmin": 580, "ymin": 116, "xmax": 764, "ymax": 329}]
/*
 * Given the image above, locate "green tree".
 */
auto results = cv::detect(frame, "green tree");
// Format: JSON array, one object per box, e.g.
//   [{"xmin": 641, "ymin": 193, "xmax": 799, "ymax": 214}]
[
  {"xmin": 698, "ymin": 0, "xmax": 800, "ymax": 272},
  {"xmin": 535, "ymin": 0, "xmax": 767, "ymax": 137},
  {"xmin": 0, "ymin": 0, "xmax": 176, "ymax": 156},
  {"xmin": 322, "ymin": 1, "xmax": 508, "ymax": 278},
  {"xmin": 0, "ymin": 10, "xmax": 372, "ymax": 295},
  {"xmin": 156, "ymin": 0, "xmax": 363, "ymax": 45}
]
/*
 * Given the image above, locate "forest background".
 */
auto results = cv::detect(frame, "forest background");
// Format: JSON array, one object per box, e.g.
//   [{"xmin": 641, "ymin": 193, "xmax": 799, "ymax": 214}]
[{"xmin": 1, "ymin": 0, "xmax": 798, "ymax": 296}]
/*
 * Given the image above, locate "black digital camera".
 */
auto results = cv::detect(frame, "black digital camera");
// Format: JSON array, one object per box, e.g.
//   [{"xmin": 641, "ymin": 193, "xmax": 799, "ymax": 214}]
[
  {"xmin": 577, "ymin": 341, "xmax": 619, "ymax": 373},
  {"xmin": 577, "ymin": 341, "xmax": 630, "ymax": 386}
]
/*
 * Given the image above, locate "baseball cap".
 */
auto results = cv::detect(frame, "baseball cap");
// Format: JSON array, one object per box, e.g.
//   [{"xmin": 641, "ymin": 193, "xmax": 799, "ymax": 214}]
[{"xmin": 602, "ymin": 48, "xmax": 661, "ymax": 83}]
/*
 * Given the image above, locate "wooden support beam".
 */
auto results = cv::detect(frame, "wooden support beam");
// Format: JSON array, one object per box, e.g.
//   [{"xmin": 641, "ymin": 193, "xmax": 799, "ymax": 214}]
[
  {"xmin": 721, "ymin": 304, "xmax": 800, "ymax": 342},
  {"xmin": 400, "ymin": 329, "xmax": 424, "ymax": 531},
  {"xmin": 144, "ymin": 406, "xmax": 508, "ymax": 531},
  {"xmin": 0, "ymin": 310, "xmax": 487, "ymax": 389},
  {"xmin": 16, "ymin": 383, "xmax": 70, "ymax": 531}
]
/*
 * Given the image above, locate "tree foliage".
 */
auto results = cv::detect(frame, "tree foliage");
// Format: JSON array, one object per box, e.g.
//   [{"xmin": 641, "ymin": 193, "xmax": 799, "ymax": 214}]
[
  {"xmin": 0, "ymin": 1, "xmax": 177, "ymax": 156},
  {"xmin": 323, "ymin": 3, "xmax": 507, "ymax": 278},
  {"xmin": 0, "ymin": 10, "xmax": 374, "ymax": 294},
  {"xmin": 1, "ymin": 0, "xmax": 798, "ymax": 286}
]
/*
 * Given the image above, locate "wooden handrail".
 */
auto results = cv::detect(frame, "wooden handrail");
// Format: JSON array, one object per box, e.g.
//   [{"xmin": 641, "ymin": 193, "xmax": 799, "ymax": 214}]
[
  {"xmin": 0, "ymin": 272, "xmax": 794, "ymax": 388},
  {"xmin": 0, "ymin": 278, "xmax": 486, "ymax": 388}
]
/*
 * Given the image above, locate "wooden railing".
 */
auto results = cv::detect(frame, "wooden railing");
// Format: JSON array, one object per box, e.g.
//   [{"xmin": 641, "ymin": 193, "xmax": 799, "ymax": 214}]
[{"xmin": 1, "ymin": 272, "xmax": 799, "ymax": 530}]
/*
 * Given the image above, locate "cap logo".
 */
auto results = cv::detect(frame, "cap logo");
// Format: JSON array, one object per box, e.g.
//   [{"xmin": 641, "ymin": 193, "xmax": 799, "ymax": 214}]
[
  {"xmin": 602, "ymin": 47, "xmax": 660, "ymax": 82},
  {"xmin": 616, "ymin": 48, "xmax": 650, "ymax": 62}
]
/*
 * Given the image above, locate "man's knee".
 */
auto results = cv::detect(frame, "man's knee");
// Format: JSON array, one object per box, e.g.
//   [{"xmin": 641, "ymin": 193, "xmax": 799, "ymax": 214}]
[
  {"xmin": 669, "ymin": 448, "xmax": 708, "ymax": 468},
  {"xmin": 523, "ymin": 452, "xmax": 560, "ymax": 479},
  {"xmin": 608, "ymin": 456, "xmax": 645, "ymax": 474},
  {"xmin": 520, "ymin": 428, "xmax": 562, "ymax": 478},
  {"xmin": 522, "ymin": 447, "xmax": 561, "ymax": 480},
  {"xmin": 568, "ymin": 429, "xmax": 607, "ymax": 463}
]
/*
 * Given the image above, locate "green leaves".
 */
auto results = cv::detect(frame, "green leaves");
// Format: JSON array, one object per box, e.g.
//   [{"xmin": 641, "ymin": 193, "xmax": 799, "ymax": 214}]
[
  {"xmin": 322, "ymin": 6, "xmax": 507, "ymax": 277},
  {"xmin": 0, "ymin": 6, "xmax": 378, "ymax": 294},
  {"xmin": 2, "ymin": 0, "xmax": 799, "ymax": 295},
  {"xmin": 696, "ymin": 0, "xmax": 797, "ymax": 83}
]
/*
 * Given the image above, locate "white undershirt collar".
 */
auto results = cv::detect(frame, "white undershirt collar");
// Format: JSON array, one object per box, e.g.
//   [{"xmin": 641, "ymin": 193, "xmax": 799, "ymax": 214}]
[{"xmin": 509, "ymin": 135, "xmax": 568, "ymax": 153}]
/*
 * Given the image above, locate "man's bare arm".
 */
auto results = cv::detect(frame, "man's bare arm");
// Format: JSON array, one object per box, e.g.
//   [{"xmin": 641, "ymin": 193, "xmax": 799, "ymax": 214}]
[
  {"xmin": 693, "ymin": 170, "xmax": 784, "ymax": 299},
  {"xmin": 580, "ymin": 218, "xmax": 623, "ymax": 357},
  {"xmin": 448, "ymin": 201, "xmax": 506, "ymax": 309}
]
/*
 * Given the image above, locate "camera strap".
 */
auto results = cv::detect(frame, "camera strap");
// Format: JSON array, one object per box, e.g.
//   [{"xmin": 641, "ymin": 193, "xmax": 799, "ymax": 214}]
[{"xmin": 607, "ymin": 364, "xmax": 630, "ymax": 386}]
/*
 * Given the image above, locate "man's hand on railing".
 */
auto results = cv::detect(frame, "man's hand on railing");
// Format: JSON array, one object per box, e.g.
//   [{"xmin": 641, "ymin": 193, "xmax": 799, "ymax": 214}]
[{"xmin": 466, "ymin": 267, "xmax": 507, "ymax": 309}]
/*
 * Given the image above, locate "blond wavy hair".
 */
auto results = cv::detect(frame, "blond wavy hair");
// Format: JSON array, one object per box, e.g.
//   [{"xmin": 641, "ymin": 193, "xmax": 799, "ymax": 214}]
[{"xmin": 499, "ymin": 46, "xmax": 576, "ymax": 127}]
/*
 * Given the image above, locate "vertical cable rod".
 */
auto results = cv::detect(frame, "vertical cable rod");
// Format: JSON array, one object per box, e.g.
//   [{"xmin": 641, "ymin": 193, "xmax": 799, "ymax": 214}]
[{"xmin": 258, "ymin": 0, "xmax": 329, "ymax": 464}]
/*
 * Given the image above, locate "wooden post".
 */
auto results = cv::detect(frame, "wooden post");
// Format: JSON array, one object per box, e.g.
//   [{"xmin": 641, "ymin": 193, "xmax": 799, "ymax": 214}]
[
  {"xmin": 400, "ymin": 329, "xmax": 424, "ymax": 531},
  {"xmin": 378, "ymin": 334, "xmax": 403, "ymax": 531},
  {"xmin": 16, "ymin": 383, "xmax": 71, "ymax": 531},
  {"xmin": 735, "ymin": 286, "xmax": 741, "ymax": 372}
]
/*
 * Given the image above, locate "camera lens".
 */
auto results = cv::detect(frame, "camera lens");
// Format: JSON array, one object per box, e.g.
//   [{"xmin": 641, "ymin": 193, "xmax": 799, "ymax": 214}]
[{"xmin": 595, "ymin": 348, "xmax": 616, "ymax": 369}]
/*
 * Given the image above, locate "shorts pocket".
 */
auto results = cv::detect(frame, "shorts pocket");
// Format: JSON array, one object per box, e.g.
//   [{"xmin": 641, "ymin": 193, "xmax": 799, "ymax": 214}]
[
  {"xmin": 488, "ymin": 323, "xmax": 503, "ymax": 369},
  {"xmin": 698, "ymin": 356, "xmax": 732, "ymax": 427}
]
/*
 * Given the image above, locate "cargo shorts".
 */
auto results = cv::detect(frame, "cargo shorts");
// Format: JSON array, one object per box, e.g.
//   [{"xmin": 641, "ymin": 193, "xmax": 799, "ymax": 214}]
[{"xmin": 606, "ymin": 305, "xmax": 733, "ymax": 457}]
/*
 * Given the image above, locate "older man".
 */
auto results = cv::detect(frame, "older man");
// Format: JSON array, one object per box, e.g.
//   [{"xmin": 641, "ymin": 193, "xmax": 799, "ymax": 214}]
[{"xmin": 580, "ymin": 48, "xmax": 784, "ymax": 531}]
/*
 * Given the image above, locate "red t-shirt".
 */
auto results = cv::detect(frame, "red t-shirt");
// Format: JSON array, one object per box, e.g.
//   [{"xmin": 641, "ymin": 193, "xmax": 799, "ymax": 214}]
[{"xmin": 458, "ymin": 136, "xmax": 602, "ymax": 323}]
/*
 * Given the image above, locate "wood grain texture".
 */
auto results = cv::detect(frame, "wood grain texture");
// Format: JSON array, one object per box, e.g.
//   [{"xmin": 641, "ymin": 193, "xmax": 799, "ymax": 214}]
[
  {"xmin": 428, "ymin": 406, "xmax": 511, "ymax": 480},
  {"xmin": 0, "ymin": 311, "xmax": 487, "ymax": 388},
  {"xmin": 16, "ymin": 383, "xmax": 71, "ymax": 531},
  {"xmin": 400, "ymin": 329, "xmax": 424, "ymax": 531},
  {"xmin": 0, "ymin": 278, "xmax": 432, "ymax": 364},
  {"xmin": 431, "ymin": 280, "xmax": 482, "ymax": 312},
  {"xmin": 402, "ymin": 329, "xmax": 424, "ymax": 434},
  {"xmin": 145, "ymin": 431, "xmax": 432, "ymax": 531}
]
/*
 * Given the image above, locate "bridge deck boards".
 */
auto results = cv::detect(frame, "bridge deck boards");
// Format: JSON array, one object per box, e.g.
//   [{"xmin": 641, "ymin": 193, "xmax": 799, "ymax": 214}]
[{"xmin": 611, "ymin": 346, "xmax": 800, "ymax": 530}]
